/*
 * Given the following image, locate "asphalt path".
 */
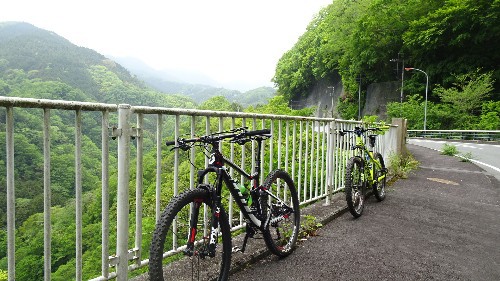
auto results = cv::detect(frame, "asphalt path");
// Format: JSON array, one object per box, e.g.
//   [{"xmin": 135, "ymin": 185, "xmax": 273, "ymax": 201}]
[
  {"xmin": 409, "ymin": 138, "xmax": 500, "ymax": 182},
  {"xmin": 230, "ymin": 144, "xmax": 500, "ymax": 280}
]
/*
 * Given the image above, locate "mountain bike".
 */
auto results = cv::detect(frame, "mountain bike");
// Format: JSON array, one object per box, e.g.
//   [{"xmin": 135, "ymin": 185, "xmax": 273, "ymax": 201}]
[
  {"xmin": 339, "ymin": 126, "xmax": 387, "ymax": 218},
  {"xmin": 149, "ymin": 127, "xmax": 300, "ymax": 281}
]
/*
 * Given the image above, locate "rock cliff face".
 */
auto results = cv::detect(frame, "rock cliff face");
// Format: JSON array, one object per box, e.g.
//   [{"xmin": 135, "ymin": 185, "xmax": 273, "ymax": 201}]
[
  {"xmin": 363, "ymin": 81, "xmax": 401, "ymax": 119},
  {"xmin": 291, "ymin": 72, "xmax": 400, "ymax": 120}
]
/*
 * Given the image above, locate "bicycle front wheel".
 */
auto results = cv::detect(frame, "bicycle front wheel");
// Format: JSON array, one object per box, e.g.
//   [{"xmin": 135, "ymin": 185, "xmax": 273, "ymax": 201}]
[
  {"xmin": 261, "ymin": 169, "xmax": 300, "ymax": 257},
  {"xmin": 345, "ymin": 156, "xmax": 365, "ymax": 218},
  {"xmin": 149, "ymin": 188, "xmax": 231, "ymax": 281},
  {"xmin": 372, "ymin": 152, "xmax": 387, "ymax": 202}
]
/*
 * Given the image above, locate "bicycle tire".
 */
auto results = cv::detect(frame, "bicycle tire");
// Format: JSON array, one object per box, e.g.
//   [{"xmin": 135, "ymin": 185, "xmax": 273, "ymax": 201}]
[
  {"xmin": 149, "ymin": 188, "xmax": 231, "ymax": 281},
  {"xmin": 372, "ymin": 152, "xmax": 387, "ymax": 202},
  {"xmin": 261, "ymin": 169, "xmax": 300, "ymax": 257},
  {"xmin": 345, "ymin": 156, "xmax": 365, "ymax": 218}
]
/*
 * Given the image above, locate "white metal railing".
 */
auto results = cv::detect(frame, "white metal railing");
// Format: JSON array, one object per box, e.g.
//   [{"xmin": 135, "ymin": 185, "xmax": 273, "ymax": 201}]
[{"xmin": 0, "ymin": 96, "xmax": 403, "ymax": 281}]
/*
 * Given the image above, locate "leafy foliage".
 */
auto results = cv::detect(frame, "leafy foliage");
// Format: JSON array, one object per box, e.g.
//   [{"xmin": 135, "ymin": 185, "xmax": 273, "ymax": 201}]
[
  {"xmin": 387, "ymin": 71, "xmax": 498, "ymax": 129},
  {"xmin": 441, "ymin": 143, "xmax": 459, "ymax": 156},
  {"xmin": 478, "ymin": 101, "xmax": 500, "ymax": 130},
  {"xmin": 245, "ymin": 95, "xmax": 315, "ymax": 116},
  {"xmin": 388, "ymin": 152, "xmax": 419, "ymax": 179},
  {"xmin": 273, "ymin": 0, "xmax": 500, "ymax": 122}
]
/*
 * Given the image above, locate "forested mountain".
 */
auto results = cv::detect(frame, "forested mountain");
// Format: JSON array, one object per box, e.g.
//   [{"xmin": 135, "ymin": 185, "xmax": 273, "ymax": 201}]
[
  {"xmin": 274, "ymin": 0, "xmax": 500, "ymax": 129},
  {"xmin": 0, "ymin": 21, "xmax": 199, "ymax": 107},
  {"xmin": 112, "ymin": 56, "xmax": 276, "ymax": 105},
  {"xmin": 0, "ymin": 21, "xmax": 200, "ymax": 280},
  {"xmin": 0, "ymin": 21, "xmax": 274, "ymax": 108},
  {"xmin": 0, "ymin": 21, "xmax": 294, "ymax": 280}
]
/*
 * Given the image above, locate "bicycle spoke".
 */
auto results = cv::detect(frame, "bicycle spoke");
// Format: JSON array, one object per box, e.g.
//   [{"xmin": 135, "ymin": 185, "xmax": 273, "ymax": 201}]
[
  {"xmin": 262, "ymin": 170, "xmax": 300, "ymax": 257},
  {"xmin": 149, "ymin": 189, "xmax": 231, "ymax": 281}
]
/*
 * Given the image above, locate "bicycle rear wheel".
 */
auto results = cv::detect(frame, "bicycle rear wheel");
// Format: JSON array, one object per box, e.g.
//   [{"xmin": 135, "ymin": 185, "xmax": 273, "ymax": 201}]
[
  {"xmin": 261, "ymin": 169, "xmax": 300, "ymax": 257},
  {"xmin": 345, "ymin": 157, "xmax": 365, "ymax": 218},
  {"xmin": 149, "ymin": 188, "xmax": 231, "ymax": 281},
  {"xmin": 372, "ymin": 152, "xmax": 387, "ymax": 202}
]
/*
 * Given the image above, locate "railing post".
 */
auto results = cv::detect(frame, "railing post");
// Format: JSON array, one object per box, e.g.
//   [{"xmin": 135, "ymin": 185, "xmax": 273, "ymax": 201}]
[
  {"xmin": 101, "ymin": 110, "xmax": 110, "ymax": 279},
  {"xmin": 43, "ymin": 108, "xmax": 52, "ymax": 281},
  {"xmin": 75, "ymin": 109, "xmax": 83, "ymax": 281},
  {"xmin": 116, "ymin": 104, "xmax": 131, "ymax": 281},
  {"xmin": 6, "ymin": 107, "xmax": 15, "ymax": 281},
  {"xmin": 324, "ymin": 121, "xmax": 332, "ymax": 206}
]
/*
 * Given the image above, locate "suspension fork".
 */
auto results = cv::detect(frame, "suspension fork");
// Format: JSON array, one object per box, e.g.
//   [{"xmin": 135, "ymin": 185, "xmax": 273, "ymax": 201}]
[
  {"xmin": 185, "ymin": 197, "xmax": 203, "ymax": 256},
  {"xmin": 185, "ymin": 167, "xmax": 225, "ymax": 258},
  {"xmin": 207, "ymin": 168, "xmax": 224, "ymax": 257}
]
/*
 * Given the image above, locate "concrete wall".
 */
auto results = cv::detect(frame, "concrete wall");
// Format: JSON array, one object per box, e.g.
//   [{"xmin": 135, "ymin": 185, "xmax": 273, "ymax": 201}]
[
  {"xmin": 290, "ymin": 72, "xmax": 344, "ymax": 118},
  {"xmin": 362, "ymin": 81, "xmax": 401, "ymax": 119},
  {"xmin": 292, "ymin": 74, "xmax": 401, "ymax": 120}
]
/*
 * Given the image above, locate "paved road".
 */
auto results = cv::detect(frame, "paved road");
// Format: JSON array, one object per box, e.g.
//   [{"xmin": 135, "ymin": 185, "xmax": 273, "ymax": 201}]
[
  {"xmin": 409, "ymin": 138, "xmax": 500, "ymax": 182},
  {"xmin": 230, "ymin": 144, "xmax": 500, "ymax": 280}
]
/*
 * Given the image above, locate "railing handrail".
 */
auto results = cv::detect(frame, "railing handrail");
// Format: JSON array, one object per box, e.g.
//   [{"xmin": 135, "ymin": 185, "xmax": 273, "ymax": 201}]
[
  {"xmin": 0, "ymin": 96, "xmax": 118, "ymax": 111},
  {"xmin": 409, "ymin": 129, "xmax": 500, "ymax": 133}
]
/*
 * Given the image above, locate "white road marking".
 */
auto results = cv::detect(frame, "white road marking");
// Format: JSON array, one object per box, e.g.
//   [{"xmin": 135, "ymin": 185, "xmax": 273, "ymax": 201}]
[
  {"xmin": 469, "ymin": 159, "xmax": 500, "ymax": 174},
  {"xmin": 409, "ymin": 139, "xmax": 500, "ymax": 174}
]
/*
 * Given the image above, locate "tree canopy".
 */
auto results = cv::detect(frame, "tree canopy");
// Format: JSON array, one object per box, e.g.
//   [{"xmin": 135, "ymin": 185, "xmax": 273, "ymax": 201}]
[{"xmin": 273, "ymin": 0, "xmax": 500, "ymax": 121}]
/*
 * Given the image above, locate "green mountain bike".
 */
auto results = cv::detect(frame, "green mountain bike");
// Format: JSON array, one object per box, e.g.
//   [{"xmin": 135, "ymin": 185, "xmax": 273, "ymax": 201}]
[{"xmin": 339, "ymin": 126, "xmax": 387, "ymax": 218}]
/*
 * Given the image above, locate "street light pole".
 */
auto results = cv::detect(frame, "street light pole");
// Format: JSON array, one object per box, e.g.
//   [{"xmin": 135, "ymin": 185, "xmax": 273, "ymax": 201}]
[
  {"xmin": 327, "ymin": 86, "xmax": 335, "ymax": 118},
  {"xmin": 358, "ymin": 74, "xmax": 361, "ymax": 120},
  {"xmin": 390, "ymin": 53, "xmax": 404, "ymax": 103},
  {"xmin": 400, "ymin": 57, "xmax": 404, "ymax": 103},
  {"xmin": 405, "ymin": 67, "xmax": 429, "ymax": 131}
]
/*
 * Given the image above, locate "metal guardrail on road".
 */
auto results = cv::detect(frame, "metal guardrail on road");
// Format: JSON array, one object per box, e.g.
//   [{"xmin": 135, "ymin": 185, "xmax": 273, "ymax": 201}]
[{"xmin": 408, "ymin": 130, "xmax": 500, "ymax": 142}]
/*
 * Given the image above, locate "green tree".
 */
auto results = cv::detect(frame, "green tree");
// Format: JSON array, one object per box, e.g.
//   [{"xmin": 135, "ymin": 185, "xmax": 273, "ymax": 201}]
[
  {"xmin": 246, "ymin": 95, "xmax": 314, "ymax": 116},
  {"xmin": 198, "ymin": 96, "xmax": 238, "ymax": 111},
  {"xmin": 433, "ymin": 71, "xmax": 494, "ymax": 128},
  {"xmin": 478, "ymin": 101, "xmax": 500, "ymax": 130}
]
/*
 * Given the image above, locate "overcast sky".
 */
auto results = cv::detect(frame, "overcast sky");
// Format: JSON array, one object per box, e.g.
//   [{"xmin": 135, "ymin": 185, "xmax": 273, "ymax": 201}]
[{"xmin": 1, "ymin": 0, "xmax": 332, "ymax": 91}]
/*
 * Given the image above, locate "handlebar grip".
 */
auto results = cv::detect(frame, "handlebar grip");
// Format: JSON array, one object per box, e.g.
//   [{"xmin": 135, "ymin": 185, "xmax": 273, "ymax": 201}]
[
  {"xmin": 165, "ymin": 140, "xmax": 176, "ymax": 146},
  {"xmin": 246, "ymin": 129, "xmax": 271, "ymax": 136}
]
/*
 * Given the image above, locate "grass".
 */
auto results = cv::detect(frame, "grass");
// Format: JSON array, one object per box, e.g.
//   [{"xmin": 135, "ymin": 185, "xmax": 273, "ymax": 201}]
[
  {"xmin": 441, "ymin": 143, "xmax": 474, "ymax": 162},
  {"xmin": 299, "ymin": 215, "xmax": 323, "ymax": 238},
  {"xmin": 459, "ymin": 151, "xmax": 474, "ymax": 162},
  {"xmin": 388, "ymin": 152, "xmax": 420, "ymax": 179},
  {"xmin": 441, "ymin": 143, "xmax": 459, "ymax": 156}
]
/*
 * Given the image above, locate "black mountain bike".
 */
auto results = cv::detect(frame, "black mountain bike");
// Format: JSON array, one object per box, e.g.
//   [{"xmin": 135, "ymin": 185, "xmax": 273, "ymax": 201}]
[
  {"xmin": 339, "ymin": 126, "xmax": 387, "ymax": 218},
  {"xmin": 149, "ymin": 127, "xmax": 300, "ymax": 281}
]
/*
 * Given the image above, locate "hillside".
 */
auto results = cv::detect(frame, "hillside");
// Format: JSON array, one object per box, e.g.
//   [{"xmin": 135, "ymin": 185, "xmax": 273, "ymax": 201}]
[
  {"xmin": 274, "ymin": 0, "xmax": 500, "ymax": 127},
  {"xmin": 0, "ymin": 21, "xmax": 292, "ymax": 281},
  {"xmin": 112, "ymin": 55, "xmax": 276, "ymax": 106},
  {"xmin": 0, "ymin": 22, "xmax": 134, "ymax": 99}
]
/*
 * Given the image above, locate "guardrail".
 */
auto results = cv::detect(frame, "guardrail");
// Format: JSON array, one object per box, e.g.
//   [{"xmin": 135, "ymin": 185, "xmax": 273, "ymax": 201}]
[
  {"xmin": 0, "ymin": 96, "xmax": 403, "ymax": 281},
  {"xmin": 408, "ymin": 130, "xmax": 500, "ymax": 142}
]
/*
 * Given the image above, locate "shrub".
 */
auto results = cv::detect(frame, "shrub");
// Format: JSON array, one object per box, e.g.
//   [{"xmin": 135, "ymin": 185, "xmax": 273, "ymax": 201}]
[
  {"xmin": 441, "ymin": 144, "xmax": 459, "ymax": 156},
  {"xmin": 389, "ymin": 152, "xmax": 419, "ymax": 179}
]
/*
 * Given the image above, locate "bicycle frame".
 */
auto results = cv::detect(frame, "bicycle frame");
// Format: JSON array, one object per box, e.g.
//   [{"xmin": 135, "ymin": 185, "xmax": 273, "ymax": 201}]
[
  {"xmin": 352, "ymin": 133, "xmax": 386, "ymax": 186},
  {"xmin": 197, "ymin": 153, "xmax": 264, "ymax": 228},
  {"xmin": 187, "ymin": 137, "xmax": 268, "ymax": 256}
]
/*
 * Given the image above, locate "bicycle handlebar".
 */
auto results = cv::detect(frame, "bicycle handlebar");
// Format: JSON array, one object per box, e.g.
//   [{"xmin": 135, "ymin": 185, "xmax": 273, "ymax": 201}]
[
  {"xmin": 166, "ymin": 128, "xmax": 271, "ymax": 147},
  {"xmin": 244, "ymin": 129, "xmax": 271, "ymax": 137},
  {"xmin": 339, "ymin": 126, "xmax": 382, "ymax": 136}
]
